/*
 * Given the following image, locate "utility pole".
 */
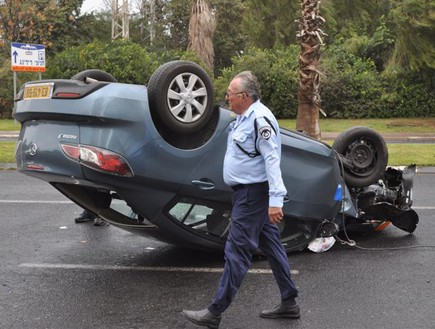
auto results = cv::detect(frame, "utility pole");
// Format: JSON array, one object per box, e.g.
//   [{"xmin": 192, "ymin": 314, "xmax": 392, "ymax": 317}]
[{"xmin": 112, "ymin": 0, "xmax": 130, "ymax": 39}]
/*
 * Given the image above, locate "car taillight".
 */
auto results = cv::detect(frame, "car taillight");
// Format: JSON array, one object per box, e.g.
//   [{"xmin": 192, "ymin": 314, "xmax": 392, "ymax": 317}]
[
  {"xmin": 60, "ymin": 143, "xmax": 133, "ymax": 177},
  {"xmin": 54, "ymin": 92, "xmax": 82, "ymax": 98},
  {"xmin": 61, "ymin": 144, "xmax": 80, "ymax": 160}
]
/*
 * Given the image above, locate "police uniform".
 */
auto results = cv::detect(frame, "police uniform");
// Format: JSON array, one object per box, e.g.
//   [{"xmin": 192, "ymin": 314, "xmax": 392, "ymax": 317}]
[{"xmin": 208, "ymin": 100, "xmax": 299, "ymax": 316}]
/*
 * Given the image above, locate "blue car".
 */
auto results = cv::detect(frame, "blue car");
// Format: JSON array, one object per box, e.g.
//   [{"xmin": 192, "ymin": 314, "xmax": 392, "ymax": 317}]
[{"xmin": 13, "ymin": 61, "xmax": 419, "ymax": 253}]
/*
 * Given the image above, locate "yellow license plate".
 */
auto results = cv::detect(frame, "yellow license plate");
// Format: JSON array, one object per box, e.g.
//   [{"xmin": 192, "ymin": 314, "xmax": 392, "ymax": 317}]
[{"xmin": 23, "ymin": 83, "xmax": 54, "ymax": 99}]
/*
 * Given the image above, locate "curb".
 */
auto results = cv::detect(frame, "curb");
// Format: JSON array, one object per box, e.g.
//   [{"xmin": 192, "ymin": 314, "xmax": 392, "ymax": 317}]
[
  {"xmin": 0, "ymin": 163, "xmax": 17, "ymax": 170},
  {"xmin": 0, "ymin": 132, "xmax": 19, "ymax": 138},
  {"xmin": 322, "ymin": 132, "xmax": 435, "ymax": 142},
  {"xmin": 1, "ymin": 162, "xmax": 434, "ymax": 173},
  {"xmin": 1, "ymin": 131, "xmax": 434, "ymax": 173},
  {"xmin": 3, "ymin": 131, "xmax": 435, "ymax": 142}
]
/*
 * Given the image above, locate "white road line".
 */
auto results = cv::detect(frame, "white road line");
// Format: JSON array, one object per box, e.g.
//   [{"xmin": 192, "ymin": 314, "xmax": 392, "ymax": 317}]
[
  {"xmin": 0, "ymin": 200, "xmax": 72, "ymax": 204},
  {"xmin": 1, "ymin": 200, "xmax": 434, "ymax": 210},
  {"xmin": 19, "ymin": 263, "xmax": 299, "ymax": 275}
]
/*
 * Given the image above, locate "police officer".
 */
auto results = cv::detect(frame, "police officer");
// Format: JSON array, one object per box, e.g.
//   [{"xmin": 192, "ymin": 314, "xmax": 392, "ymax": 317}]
[{"xmin": 182, "ymin": 71, "xmax": 299, "ymax": 328}]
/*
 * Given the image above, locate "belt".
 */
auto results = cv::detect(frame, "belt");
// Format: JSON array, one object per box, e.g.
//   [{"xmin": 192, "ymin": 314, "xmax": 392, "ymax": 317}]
[{"xmin": 231, "ymin": 181, "xmax": 268, "ymax": 191}]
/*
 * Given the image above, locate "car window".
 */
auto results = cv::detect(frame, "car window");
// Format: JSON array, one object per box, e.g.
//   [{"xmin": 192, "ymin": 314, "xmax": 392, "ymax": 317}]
[{"xmin": 167, "ymin": 197, "xmax": 231, "ymax": 238}]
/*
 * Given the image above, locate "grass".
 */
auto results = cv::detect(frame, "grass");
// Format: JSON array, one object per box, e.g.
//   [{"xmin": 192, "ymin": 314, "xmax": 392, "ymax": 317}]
[
  {"xmin": 1, "ymin": 118, "xmax": 435, "ymax": 166},
  {"xmin": 0, "ymin": 119, "xmax": 21, "ymax": 131},
  {"xmin": 387, "ymin": 144, "xmax": 435, "ymax": 166},
  {"xmin": 3, "ymin": 118, "xmax": 435, "ymax": 132},
  {"xmin": 1, "ymin": 142, "xmax": 434, "ymax": 166},
  {"xmin": 278, "ymin": 118, "xmax": 435, "ymax": 133},
  {"xmin": 0, "ymin": 142, "xmax": 16, "ymax": 163}
]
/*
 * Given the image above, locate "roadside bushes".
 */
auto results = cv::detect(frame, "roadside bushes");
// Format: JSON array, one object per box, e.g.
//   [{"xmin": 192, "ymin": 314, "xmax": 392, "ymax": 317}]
[
  {"xmin": 320, "ymin": 45, "xmax": 385, "ymax": 118},
  {"xmin": 1, "ymin": 41, "xmax": 433, "ymax": 119},
  {"xmin": 320, "ymin": 45, "xmax": 435, "ymax": 118},
  {"xmin": 216, "ymin": 45, "xmax": 434, "ymax": 119},
  {"xmin": 214, "ymin": 46, "xmax": 300, "ymax": 118},
  {"xmin": 46, "ymin": 40, "xmax": 211, "ymax": 84},
  {"xmin": 0, "ymin": 58, "xmax": 13, "ymax": 119},
  {"xmin": 0, "ymin": 58, "xmax": 41, "ymax": 119},
  {"xmin": 47, "ymin": 40, "xmax": 159, "ymax": 84},
  {"xmin": 377, "ymin": 73, "xmax": 435, "ymax": 118}
]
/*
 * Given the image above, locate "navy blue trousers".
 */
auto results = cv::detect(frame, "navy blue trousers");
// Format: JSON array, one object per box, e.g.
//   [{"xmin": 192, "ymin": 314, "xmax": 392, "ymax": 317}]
[{"xmin": 208, "ymin": 183, "xmax": 298, "ymax": 315}]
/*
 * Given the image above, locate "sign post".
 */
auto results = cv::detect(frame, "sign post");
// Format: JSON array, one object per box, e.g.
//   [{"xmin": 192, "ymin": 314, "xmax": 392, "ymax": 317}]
[{"xmin": 11, "ymin": 42, "xmax": 46, "ymax": 96}]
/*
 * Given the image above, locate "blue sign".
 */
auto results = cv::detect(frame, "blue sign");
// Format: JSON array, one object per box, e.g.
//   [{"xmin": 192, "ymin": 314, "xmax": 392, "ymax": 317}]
[{"xmin": 11, "ymin": 42, "xmax": 46, "ymax": 72}]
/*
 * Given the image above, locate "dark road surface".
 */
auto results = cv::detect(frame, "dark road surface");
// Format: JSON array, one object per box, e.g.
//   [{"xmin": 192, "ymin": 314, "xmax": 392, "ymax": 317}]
[{"xmin": 1, "ymin": 170, "xmax": 434, "ymax": 329}]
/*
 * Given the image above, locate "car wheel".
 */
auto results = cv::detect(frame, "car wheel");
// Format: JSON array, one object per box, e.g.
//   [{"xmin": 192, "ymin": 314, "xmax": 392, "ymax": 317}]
[
  {"xmin": 71, "ymin": 69, "xmax": 117, "ymax": 82},
  {"xmin": 332, "ymin": 126, "xmax": 388, "ymax": 188},
  {"xmin": 147, "ymin": 60, "xmax": 214, "ymax": 134}
]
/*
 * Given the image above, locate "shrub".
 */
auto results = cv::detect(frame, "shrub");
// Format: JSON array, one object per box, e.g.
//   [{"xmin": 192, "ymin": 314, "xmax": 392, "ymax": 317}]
[
  {"xmin": 320, "ymin": 45, "xmax": 384, "ymax": 118},
  {"xmin": 0, "ymin": 58, "xmax": 44, "ymax": 118},
  {"xmin": 378, "ymin": 73, "xmax": 435, "ymax": 117},
  {"xmin": 2, "ymin": 40, "xmax": 433, "ymax": 120},
  {"xmin": 47, "ymin": 40, "xmax": 159, "ymax": 84},
  {"xmin": 214, "ymin": 46, "xmax": 300, "ymax": 118},
  {"xmin": 214, "ymin": 44, "xmax": 434, "ymax": 119}
]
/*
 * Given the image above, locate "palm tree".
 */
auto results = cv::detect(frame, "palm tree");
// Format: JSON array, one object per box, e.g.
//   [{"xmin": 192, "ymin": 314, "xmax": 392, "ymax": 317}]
[
  {"xmin": 187, "ymin": 0, "xmax": 216, "ymax": 70},
  {"xmin": 295, "ymin": 0, "xmax": 326, "ymax": 139}
]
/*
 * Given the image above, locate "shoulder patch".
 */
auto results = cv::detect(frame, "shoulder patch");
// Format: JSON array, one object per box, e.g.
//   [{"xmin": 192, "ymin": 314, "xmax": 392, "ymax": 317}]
[{"xmin": 259, "ymin": 126, "xmax": 272, "ymax": 140}]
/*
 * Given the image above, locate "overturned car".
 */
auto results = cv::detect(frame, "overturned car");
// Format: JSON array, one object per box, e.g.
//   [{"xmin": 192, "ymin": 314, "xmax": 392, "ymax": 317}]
[{"xmin": 13, "ymin": 61, "xmax": 419, "ymax": 253}]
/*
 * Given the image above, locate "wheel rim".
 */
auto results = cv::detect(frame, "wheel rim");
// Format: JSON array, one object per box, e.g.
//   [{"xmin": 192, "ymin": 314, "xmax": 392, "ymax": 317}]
[
  {"xmin": 167, "ymin": 72, "xmax": 208, "ymax": 123},
  {"xmin": 345, "ymin": 138, "xmax": 376, "ymax": 177}
]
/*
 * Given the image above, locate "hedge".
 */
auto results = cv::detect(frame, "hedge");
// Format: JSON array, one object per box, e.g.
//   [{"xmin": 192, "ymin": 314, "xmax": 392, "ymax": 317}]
[{"xmin": 1, "ymin": 42, "xmax": 434, "ymax": 119}]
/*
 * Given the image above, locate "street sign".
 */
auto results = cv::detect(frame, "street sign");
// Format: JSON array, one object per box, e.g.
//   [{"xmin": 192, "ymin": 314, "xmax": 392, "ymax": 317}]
[{"xmin": 11, "ymin": 42, "xmax": 46, "ymax": 72}]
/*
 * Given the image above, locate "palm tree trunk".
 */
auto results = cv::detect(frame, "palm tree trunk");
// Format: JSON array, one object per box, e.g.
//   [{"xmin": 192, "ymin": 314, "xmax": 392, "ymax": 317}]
[
  {"xmin": 295, "ymin": 0, "xmax": 326, "ymax": 139},
  {"xmin": 187, "ymin": 0, "xmax": 216, "ymax": 71}
]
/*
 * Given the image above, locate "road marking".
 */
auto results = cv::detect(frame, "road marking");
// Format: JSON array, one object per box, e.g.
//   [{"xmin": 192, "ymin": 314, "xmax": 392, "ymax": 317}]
[
  {"xmin": 1, "ymin": 200, "xmax": 434, "ymax": 210},
  {"xmin": 0, "ymin": 200, "xmax": 72, "ymax": 204},
  {"xmin": 19, "ymin": 263, "xmax": 299, "ymax": 275}
]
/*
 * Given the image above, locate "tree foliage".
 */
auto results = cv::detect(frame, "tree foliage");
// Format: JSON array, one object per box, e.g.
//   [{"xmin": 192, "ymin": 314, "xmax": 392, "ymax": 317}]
[
  {"xmin": 214, "ymin": 47, "xmax": 300, "ymax": 118},
  {"xmin": 0, "ymin": 0, "xmax": 434, "ymax": 119},
  {"xmin": 0, "ymin": 0, "xmax": 59, "ymax": 47},
  {"xmin": 216, "ymin": 45, "xmax": 434, "ymax": 120},
  {"xmin": 388, "ymin": 0, "xmax": 435, "ymax": 72},
  {"xmin": 0, "ymin": 0, "xmax": 113, "ymax": 55},
  {"xmin": 46, "ymin": 39, "xmax": 159, "ymax": 84},
  {"xmin": 211, "ymin": 0, "xmax": 245, "ymax": 74},
  {"xmin": 326, "ymin": 0, "xmax": 390, "ymax": 37},
  {"xmin": 242, "ymin": 0, "xmax": 299, "ymax": 48}
]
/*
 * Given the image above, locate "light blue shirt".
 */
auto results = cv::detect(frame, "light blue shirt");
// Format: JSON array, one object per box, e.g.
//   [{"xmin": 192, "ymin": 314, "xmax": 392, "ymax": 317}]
[{"xmin": 223, "ymin": 100, "xmax": 287, "ymax": 207}]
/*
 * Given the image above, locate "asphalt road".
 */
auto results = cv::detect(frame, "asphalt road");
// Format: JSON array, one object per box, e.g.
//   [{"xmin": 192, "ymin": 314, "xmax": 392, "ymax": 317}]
[{"xmin": 1, "ymin": 171, "xmax": 434, "ymax": 329}]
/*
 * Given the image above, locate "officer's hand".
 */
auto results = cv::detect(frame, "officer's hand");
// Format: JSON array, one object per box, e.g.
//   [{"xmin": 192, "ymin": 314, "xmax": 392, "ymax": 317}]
[{"xmin": 269, "ymin": 207, "xmax": 283, "ymax": 224}]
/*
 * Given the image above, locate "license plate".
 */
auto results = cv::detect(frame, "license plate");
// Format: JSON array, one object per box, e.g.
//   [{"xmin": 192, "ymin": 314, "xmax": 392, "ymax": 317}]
[{"xmin": 23, "ymin": 83, "xmax": 54, "ymax": 100}]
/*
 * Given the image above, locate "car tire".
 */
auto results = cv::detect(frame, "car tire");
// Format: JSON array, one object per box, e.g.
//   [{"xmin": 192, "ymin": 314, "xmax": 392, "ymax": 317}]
[
  {"xmin": 332, "ymin": 126, "xmax": 388, "ymax": 188},
  {"xmin": 71, "ymin": 69, "xmax": 117, "ymax": 82},
  {"xmin": 147, "ymin": 60, "xmax": 215, "ymax": 134}
]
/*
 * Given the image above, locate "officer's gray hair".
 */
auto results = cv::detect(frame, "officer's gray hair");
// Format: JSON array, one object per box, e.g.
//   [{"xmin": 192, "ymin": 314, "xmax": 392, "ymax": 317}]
[{"xmin": 234, "ymin": 71, "xmax": 261, "ymax": 101}]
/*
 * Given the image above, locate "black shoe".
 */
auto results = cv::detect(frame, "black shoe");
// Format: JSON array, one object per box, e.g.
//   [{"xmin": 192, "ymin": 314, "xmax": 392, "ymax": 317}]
[
  {"xmin": 74, "ymin": 210, "xmax": 96, "ymax": 223},
  {"xmin": 260, "ymin": 302, "xmax": 300, "ymax": 319},
  {"xmin": 181, "ymin": 309, "xmax": 221, "ymax": 329}
]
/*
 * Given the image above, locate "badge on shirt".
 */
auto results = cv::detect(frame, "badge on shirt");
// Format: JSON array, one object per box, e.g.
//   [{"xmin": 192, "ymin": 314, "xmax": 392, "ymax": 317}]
[{"xmin": 259, "ymin": 126, "xmax": 272, "ymax": 140}]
